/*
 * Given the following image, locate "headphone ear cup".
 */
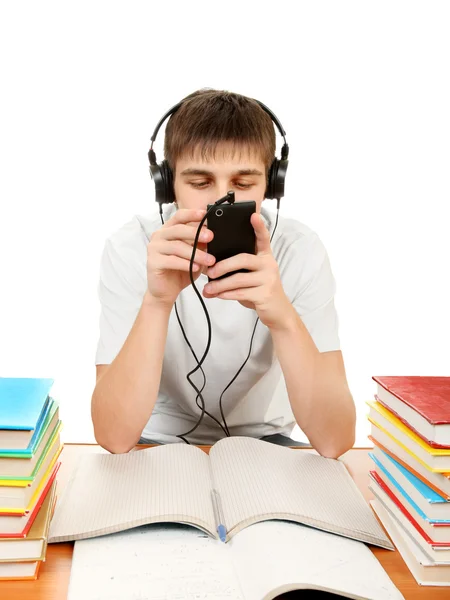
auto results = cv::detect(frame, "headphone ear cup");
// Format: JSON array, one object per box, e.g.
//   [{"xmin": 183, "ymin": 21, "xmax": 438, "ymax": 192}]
[
  {"xmin": 266, "ymin": 157, "xmax": 288, "ymax": 200},
  {"xmin": 149, "ymin": 161, "xmax": 165, "ymax": 206},
  {"xmin": 265, "ymin": 158, "xmax": 277, "ymax": 199},
  {"xmin": 150, "ymin": 160, "xmax": 175, "ymax": 205},
  {"xmin": 273, "ymin": 158, "xmax": 288, "ymax": 199},
  {"xmin": 161, "ymin": 160, "xmax": 175, "ymax": 204}
]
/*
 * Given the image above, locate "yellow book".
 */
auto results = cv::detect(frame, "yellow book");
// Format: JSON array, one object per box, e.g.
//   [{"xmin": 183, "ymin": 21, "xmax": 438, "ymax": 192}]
[
  {"xmin": 0, "ymin": 424, "xmax": 62, "ymax": 487},
  {"xmin": 0, "ymin": 439, "xmax": 62, "ymax": 515},
  {"xmin": 0, "ymin": 479, "xmax": 57, "ymax": 562},
  {"xmin": 367, "ymin": 400, "xmax": 450, "ymax": 472},
  {"xmin": 369, "ymin": 430, "xmax": 450, "ymax": 499}
]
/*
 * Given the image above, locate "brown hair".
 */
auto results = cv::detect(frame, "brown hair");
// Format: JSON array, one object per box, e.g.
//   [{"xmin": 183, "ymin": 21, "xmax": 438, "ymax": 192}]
[{"xmin": 163, "ymin": 88, "xmax": 276, "ymax": 174}]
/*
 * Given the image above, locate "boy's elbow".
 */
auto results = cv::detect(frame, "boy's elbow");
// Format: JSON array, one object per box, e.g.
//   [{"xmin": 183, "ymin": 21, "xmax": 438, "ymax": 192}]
[
  {"xmin": 316, "ymin": 414, "xmax": 356, "ymax": 459},
  {"xmin": 324, "ymin": 397, "xmax": 356, "ymax": 459},
  {"xmin": 91, "ymin": 392, "xmax": 139, "ymax": 454},
  {"xmin": 93, "ymin": 426, "xmax": 138, "ymax": 454},
  {"xmin": 319, "ymin": 431, "xmax": 355, "ymax": 460}
]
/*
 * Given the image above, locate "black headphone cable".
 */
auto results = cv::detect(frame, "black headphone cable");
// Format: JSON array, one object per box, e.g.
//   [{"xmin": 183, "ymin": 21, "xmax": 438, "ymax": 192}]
[
  {"xmin": 160, "ymin": 193, "xmax": 236, "ymax": 442},
  {"xmin": 159, "ymin": 194, "xmax": 280, "ymax": 444}
]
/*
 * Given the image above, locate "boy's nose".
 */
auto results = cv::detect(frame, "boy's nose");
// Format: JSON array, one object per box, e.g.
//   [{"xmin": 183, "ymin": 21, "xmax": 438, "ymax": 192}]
[{"xmin": 216, "ymin": 183, "xmax": 234, "ymax": 200}]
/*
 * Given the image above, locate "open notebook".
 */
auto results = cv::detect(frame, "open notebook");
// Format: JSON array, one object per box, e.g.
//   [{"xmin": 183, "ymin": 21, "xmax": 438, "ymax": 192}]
[
  {"xmin": 67, "ymin": 521, "xmax": 404, "ymax": 600},
  {"xmin": 49, "ymin": 437, "xmax": 393, "ymax": 549}
]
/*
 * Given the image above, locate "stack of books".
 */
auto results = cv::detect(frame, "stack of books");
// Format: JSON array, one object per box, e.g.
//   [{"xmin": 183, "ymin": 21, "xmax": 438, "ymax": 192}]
[
  {"xmin": 367, "ymin": 375, "xmax": 450, "ymax": 586},
  {"xmin": 0, "ymin": 377, "xmax": 62, "ymax": 581}
]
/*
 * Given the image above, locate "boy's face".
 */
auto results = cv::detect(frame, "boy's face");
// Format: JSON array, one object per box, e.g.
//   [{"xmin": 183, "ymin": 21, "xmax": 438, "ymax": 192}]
[{"xmin": 173, "ymin": 143, "xmax": 267, "ymax": 212}]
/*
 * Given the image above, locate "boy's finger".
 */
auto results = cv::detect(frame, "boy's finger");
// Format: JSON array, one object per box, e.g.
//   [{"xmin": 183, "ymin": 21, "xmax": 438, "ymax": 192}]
[
  {"xmin": 159, "ymin": 224, "xmax": 212, "ymax": 243},
  {"xmin": 165, "ymin": 208, "xmax": 206, "ymax": 227},
  {"xmin": 252, "ymin": 213, "xmax": 271, "ymax": 255}
]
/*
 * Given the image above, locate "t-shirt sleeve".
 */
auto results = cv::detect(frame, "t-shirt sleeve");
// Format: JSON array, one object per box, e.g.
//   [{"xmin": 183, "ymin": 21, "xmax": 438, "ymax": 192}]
[
  {"xmin": 94, "ymin": 238, "xmax": 144, "ymax": 365},
  {"xmin": 291, "ymin": 233, "xmax": 341, "ymax": 353}
]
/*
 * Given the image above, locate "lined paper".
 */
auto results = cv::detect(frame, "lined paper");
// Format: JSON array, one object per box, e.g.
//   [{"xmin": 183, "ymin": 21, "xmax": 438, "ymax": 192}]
[
  {"xmin": 50, "ymin": 436, "xmax": 393, "ymax": 549},
  {"xmin": 210, "ymin": 437, "xmax": 393, "ymax": 548},
  {"xmin": 49, "ymin": 444, "xmax": 215, "ymax": 542}
]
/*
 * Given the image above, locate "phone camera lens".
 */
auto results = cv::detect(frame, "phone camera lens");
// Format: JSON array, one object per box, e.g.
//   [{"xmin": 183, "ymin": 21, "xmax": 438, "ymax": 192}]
[{"xmin": 215, "ymin": 209, "xmax": 224, "ymax": 217}]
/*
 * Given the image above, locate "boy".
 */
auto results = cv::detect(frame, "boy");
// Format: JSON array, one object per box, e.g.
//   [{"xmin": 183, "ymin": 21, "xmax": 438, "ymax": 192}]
[{"xmin": 91, "ymin": 89, "xmax": 356, "ymax": 457}]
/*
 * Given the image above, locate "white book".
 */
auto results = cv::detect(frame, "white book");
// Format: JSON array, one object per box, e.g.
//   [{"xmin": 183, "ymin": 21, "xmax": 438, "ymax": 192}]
[
  {"xmin": 0, "ymin": 560, "xmax": 40, "ymax": 580},
  {"xmin": 369, "ymin": 477, "xmax": 450, "ymax": 563},
  {"xmin": 67, "ymin": 520, "xmax": 404, "ymax": 600},
  {"xmin": 372, "ymin": 467, "xmax": 450, "ymax": 543},
  {"xmin": 371, "ymin": 499, "xmax": 450, "ymax": 586}
]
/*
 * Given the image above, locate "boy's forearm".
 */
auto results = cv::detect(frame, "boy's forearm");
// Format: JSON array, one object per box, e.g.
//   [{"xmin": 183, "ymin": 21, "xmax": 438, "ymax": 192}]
[
  {"xmin": 91, "ymin": 292, "xmax": 172, "ymax": 453},
  {"xmin": 269, "ymin": 306, "xmax": 356, "ymax": 459}
]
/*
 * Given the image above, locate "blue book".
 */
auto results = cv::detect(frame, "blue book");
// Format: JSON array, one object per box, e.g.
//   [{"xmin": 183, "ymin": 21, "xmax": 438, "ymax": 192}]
[
  {"xmin": 0, "ymin": 378, "xmax": 54, "ymax": 430},
  {"xmin": 0, "ymin": 397, "xmax": 57, "ymax": 456},
  {"xmin": 379, "ymin": 449, "xmax": 447, "ymax": 505},
  {"xmin": 0, "ymin": 378, "xmax": 54, "ymax": 451},
  {"xmin": 369, "ymin": 450, "xmax": 450, "ymax": 523}
]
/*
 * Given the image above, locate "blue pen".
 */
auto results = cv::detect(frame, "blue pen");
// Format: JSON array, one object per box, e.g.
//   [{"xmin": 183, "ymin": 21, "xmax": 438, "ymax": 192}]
[{"xmin": 211, "ymin": 489, "xmax": 227, "ymax": 542}]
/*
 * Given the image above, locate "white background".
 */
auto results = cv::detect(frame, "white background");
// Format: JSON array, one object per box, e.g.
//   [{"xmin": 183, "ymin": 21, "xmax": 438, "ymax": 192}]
[{"xmin": 0, "ymin": 1, "xmax": 448, "ymax": 446}]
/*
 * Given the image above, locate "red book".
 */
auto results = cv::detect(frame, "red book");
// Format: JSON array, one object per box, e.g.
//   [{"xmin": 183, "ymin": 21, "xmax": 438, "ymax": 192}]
[
  {"xmin": 369, "ymin": 470, "xmax": 450, "ymax": 547},
  {"xmin": 0, "ymin": 461, "xmax": 60, "ymax": 537},
  {"xmin": 372, "ymin": 376, "xmax": 450, "ymax": 448}
]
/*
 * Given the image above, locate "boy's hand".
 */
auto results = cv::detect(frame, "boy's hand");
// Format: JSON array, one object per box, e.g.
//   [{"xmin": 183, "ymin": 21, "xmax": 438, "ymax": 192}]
[
  {"xmin": 146, "ymin": 209, "xmax": 216, "ymax": 306},
  {"xmin": 203, "ymin": 213, "xmax": 292, "ymax": 328}
]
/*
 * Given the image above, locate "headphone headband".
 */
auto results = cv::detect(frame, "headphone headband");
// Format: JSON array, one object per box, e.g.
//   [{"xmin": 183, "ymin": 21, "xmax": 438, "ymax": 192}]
[{"xmin": 149, "ymin": 101, "xmax": 184, "ymax": 145}]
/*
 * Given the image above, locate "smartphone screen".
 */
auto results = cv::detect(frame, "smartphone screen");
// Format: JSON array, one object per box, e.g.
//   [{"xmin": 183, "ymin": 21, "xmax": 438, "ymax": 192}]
[{"xmin": 206, "ymin": 201, "xmax": 256, "ymax": 281}]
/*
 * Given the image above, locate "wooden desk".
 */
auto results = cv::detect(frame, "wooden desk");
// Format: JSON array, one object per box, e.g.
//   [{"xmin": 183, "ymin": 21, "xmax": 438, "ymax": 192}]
[{"xmin": 1, "ymin": 444, "xmax": 448, "ymax": 600}]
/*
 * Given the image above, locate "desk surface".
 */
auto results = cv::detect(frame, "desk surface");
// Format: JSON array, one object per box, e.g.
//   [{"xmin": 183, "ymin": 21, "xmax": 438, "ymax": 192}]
[{"xmin": 1, "ymin": 444, "xmax": 449, "ymax": 600}]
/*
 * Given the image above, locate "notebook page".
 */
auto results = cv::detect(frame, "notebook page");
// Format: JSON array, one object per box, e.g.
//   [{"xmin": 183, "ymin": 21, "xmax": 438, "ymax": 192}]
[
  {"xmin": 210, "ymin": 437, "xmax": 393, "ymax": 548},
  {"xmin": 49, "ymin": 444, "xmax": 215, "ymax": 543},
  {"xmin": 229, "ymin": 520, "xmax": 404, "ymax": 600},
  {"xmin": 67, "ymin": 524, "xmax": 245, "ymax": 600}
]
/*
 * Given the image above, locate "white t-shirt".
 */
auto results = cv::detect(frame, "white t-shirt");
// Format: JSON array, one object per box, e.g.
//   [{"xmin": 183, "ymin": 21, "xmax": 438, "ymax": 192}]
[{"xmin": 95, "ymin": 203, "xmax": 341, "ymax": 444}]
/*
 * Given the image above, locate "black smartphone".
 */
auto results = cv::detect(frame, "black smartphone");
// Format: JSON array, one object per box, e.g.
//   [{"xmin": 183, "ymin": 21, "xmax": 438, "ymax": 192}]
[{"xmin": 206, "ymin": 201, "xmax": 256, "ymax": 281}]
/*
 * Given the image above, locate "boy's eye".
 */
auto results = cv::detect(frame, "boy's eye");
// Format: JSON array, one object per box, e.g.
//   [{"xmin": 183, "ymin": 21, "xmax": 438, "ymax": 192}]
[
  {"xmin": 189, "ymin": 181, "xmax": 254, "ymax": 190},
  {"xmin": 190, "ymin": 181, "xmax": 209, "ymax": 189}
]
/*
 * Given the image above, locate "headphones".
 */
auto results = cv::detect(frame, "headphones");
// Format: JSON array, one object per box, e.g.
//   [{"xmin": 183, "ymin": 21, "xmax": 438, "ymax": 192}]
[{"xmin": 148, "ymin": 97, "xmax": 289, "ymax": 207}]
